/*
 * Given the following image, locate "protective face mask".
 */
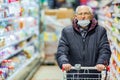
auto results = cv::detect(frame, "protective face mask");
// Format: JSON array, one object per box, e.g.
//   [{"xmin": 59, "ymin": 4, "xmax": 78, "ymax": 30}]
[{"xmin": 77, "ymin": 20, "xmax": 90, "ymax": 27}]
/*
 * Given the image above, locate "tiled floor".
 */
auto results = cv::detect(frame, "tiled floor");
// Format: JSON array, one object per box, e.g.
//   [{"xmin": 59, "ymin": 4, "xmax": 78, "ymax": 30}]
[{"xmin": 31, "ymin": 65, "xmax": 63, "ymax": 80}]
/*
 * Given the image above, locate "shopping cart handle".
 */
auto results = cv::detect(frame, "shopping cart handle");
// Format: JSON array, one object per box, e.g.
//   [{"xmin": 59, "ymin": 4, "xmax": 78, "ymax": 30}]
[
  {"xmin": 81, "ymin": 67, "xmax": 97, "ymax": 70},
  {"xmin": 74, "ymin": 64, "xmax": 97, "ymax": 70},
  {"xmin": 71, "ymin": 66, "xmax": 97, "ymax": 70},
  {"xmin": 62, "ymin": 64, "xmax": 97, "ymax": 71},
  {"xmin": 62, "ymin": 66, "xmax": 64, "ymax": 72},
  {"xmin": 62, "ymin": 64, "xmax": 109, "ymax": 71}
]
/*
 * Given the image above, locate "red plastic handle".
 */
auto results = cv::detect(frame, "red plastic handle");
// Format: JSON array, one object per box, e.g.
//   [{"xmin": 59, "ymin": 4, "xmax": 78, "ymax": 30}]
[
  {"xmin": 106, "ymin": 66, "xmax": 110, "ymax": 71},
  {"xmin": 62, "ymin": 66, "xmax": 65, "ymax": 72}
]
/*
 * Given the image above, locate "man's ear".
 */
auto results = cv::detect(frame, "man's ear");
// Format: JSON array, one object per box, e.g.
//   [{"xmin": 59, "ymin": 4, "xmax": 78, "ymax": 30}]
[
  {"xmin": 74, "ymin": 14, "xmax": 77, "ymax": 19},
  {"xmin": 90, "ymin": 14, "xmax": 94, "ymax": 19}
]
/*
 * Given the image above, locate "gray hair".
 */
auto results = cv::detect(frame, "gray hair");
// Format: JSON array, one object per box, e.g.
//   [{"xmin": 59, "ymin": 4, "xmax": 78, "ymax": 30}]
[{"xmin": 75, "ymin": 5, "xmax": 93, "ymax": 14}]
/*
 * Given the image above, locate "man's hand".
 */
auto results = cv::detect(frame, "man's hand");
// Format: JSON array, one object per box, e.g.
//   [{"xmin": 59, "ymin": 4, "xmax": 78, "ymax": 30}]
[
  {"xmin": 62, "ymin": 64, "xmax": 72, "ymax": 71},
  {"xmin": 96, "ymin": 64, "xmax": 106, "ymax": 71}
]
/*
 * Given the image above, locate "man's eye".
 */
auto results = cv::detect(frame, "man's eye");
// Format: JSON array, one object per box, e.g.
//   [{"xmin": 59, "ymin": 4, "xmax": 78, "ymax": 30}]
[
  {"xmin": 77, "ymin": 13, "xmax": 90, "ymax": 15},
  {"xmin": 85, "ymin": 13, "xmax": 90, "ymax": 15},
  {"xmin": 78, "ymin": 13, "xmax": 82, "ymax": 15}
]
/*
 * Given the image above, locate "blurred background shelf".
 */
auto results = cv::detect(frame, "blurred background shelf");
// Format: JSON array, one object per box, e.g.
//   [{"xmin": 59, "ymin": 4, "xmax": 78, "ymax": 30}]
[{"xmin": 0, "ymin": 0, "xmax": 120, "ymax": 80}]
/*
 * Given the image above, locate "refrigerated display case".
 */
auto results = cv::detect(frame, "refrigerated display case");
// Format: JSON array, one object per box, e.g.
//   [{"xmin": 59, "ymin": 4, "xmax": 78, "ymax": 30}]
[{"xmin": 0, "ymin": 0, "xmax": 42, "ymax": 80}]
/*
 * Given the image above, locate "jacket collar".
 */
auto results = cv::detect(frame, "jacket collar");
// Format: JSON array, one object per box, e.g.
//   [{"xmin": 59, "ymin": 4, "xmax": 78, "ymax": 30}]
[{"xmin": 72, "ymin": 18, "xmax": 98, "ymax": 32}]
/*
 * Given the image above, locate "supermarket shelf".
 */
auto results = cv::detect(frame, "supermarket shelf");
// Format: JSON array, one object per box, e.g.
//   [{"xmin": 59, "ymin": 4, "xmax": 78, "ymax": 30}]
[
  {"xmin": 96, "ymin": 10, "xmax": 105, "ymax": 15},
  {"xmin": 98, "ymin": 15, "xmax": 113, "ymax": 22},
  {"xmin": 0, "ymin": 17, "xmax": 17, "ymax": 22},
  {"xmin": 7, "ymin": 53, "xmax": 39, "ymax": 80},
  {"xmin": 112, "ymin": 41, "xmax": 120, "ymax": 53},
  {"xmin": 98, "ymin": 1, "xmax": 120, "ymax": 80},
  {"xmin": 1, "ymin": 0, "xmax": 38, "ymax": 7},
  {"xmin": 112, "ymin": 23, "xmax": 120, "ymax": 29},
  {"xmin": 112, "ymin": 32, "xmax": 120, "ymax": 41},
  {"xmin": 0, "ymin": 0, "xmax": 39, "ymax": 80},
  {"xmin": 104, "ymin": 17, "xmax": 113, "ymax": 23},
  {"xmin": 1, "ymin": 1, "xmax": 19, "ymax": 6},
  {"xmin": 112, "ymin": 54, "xmax": 120, "ymax": 67},
  {"xmin": 99, "ymin": 0, "xmax": 112, "ymax": 8},
  {"xmin": 112, "ymin": 0, "xmax": 120, "ymax": 4},
  {"xmin": 25, "ymin": 55, "xmax": 44, "ymax": 80},
  {"xmin": 0, "ymin": 38, "xmax": 37, "ymax": 63},
  {"xmin": 109, "ymin": 70, "xmax": 114, "ymax": 80},
  {"xmin": 21, "ymin": 1, "xmax": 39, "ymax": 7},
  {"xmin": 111, "ymin": 66, "xmax": 120, "ymax": 80},
  {"xmin": 103, "ymin": 24, "xmax": 120, "ymax": 43},
  {"xmin": 25, "ymin": 61, "xmax": 41, "ymax": 80},
  {"xmin": 0, "ymin": 48, "xmax": 23, "ymax": 63},
  {"xmin": 0, "ymin": 25, "xmax": 37, "ymax": 37},
  {"xmin": 112, "ymin": 14, "xmax": 120, "ymax": 18},
  {"xmin": 98, "ymin": 18, "xmax": 120, "ymax": 42},
  {"xmin": 0, "ymin": 30, "xmax": 15, "ymax": 37},
  {"xmin": 104, "ymin": 23, "xmax": 120, "ymax": 52},
  {"xmin": 98, "ymin": 20, "xmax": 105, "ymax": 27},
  {"xmin": 45, "ymin": 16, "xmax": 65, "ymax": 29},
  {"xmin": 105, "ymin": 24, "xmax": 112, "ymax": 31},
  {"xmin": 0, "ymin": 33, "xmax": 35, "ymax": 51}
]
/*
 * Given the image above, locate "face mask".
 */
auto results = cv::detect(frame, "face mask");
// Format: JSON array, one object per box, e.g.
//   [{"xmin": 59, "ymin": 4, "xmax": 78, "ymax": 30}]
[{"xmin": 77, "ymin": 20, "xmax": 90, "ymax": 27}]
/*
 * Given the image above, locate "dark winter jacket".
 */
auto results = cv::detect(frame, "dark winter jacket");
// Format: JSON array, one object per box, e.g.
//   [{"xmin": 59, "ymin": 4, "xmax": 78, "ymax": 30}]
[{"xmin": 56, "ymin": 18, "xmax": 111, "ymax": 69}]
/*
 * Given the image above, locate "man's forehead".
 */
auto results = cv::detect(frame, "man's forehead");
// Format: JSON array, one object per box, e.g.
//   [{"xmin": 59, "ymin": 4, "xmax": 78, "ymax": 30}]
[{"xmin": 78, "ymin": 7, "xmax": 90, "ymax": 13}]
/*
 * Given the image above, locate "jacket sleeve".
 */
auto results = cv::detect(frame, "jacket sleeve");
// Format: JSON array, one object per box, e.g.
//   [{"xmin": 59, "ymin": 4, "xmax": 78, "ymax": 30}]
[
  {"xmin": 56, "ymin": 28, "xmax": 69, "ymax": 69},
  {"xmin": 96, "ymin": 28, "xmax": 111, "ymax": 65}
]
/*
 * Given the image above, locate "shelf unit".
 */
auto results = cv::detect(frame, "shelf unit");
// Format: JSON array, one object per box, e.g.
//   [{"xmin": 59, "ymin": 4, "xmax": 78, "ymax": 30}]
[
  {"xmin": 0, "ymin": 0, "xmax": 41, "ymax": 80},
  {"xmin": 98, "ymin": 0, "xmax": 120, "ymax": 79},
  {"xmin": 7, "ymin": 52, "xmax": 39, "ymax": 80}
]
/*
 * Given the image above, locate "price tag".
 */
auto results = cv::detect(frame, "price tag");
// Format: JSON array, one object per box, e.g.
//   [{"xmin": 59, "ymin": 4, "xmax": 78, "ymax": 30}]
[{"xmin": 8, "ymin": 0, "xmax": 18, "ymax": 3}]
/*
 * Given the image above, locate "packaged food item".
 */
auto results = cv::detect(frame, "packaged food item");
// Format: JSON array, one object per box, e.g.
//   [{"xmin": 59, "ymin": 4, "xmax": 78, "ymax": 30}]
[
  {"xmin": 18, "ymin": 41, "xmax": 27, "ymax": 47},
  {"xmin": 0, "ymin": 70, "xmax": 5, "ymax": 80},
  {"xmin": 116, "ymin": 66, "xmax": 120, "ymax": 74},
  {"xmin": 113, "ymin": 3, "xmax": 120, "ymax": 14},
  {"xmin": 117, "ymin": 52, "xmax": 120, "ymax": 61},
  {"xmin": 8, "ymin": 66, "xmax": 14, "ymax": 76},
  {"xmin": 0, "ymin": 66, "xmax": 8, "ymax": 79},
  {"xmin": 23, "ymin": 46, "xmax": 34, "ymax": 58},
  {"xmin": 1, "ymin": 60, "xmax": 7, "ymax": 66},
  {"xmin": 0, "ymin": 37, "xmax": 5, "ymax": 47}
]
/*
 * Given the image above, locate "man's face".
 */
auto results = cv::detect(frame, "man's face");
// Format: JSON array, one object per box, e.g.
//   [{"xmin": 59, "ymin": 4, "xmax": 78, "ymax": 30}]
[{"xmin": 75, "ymin": 7, "xmax": 93, "ymax": 20}]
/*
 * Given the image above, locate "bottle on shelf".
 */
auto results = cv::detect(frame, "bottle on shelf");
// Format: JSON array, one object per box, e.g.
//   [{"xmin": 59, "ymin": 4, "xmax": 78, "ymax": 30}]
[
  {"xmin": 8, "ymin": 66, "xmax": 14, "ymax": 76},
  {"xmin": 0, "ymin": 70, "xmax": 5, "ymax": 80},
  {"xmin": 1, "ymin": 60, "xmax": 7, "ymax": 66},
  {"xmin": 1, "ymin": 66, "xmax": 8, "ymax": 79}
]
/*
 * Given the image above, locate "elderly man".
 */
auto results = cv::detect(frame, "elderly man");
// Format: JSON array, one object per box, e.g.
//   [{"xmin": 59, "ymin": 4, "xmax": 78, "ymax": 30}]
[{"xmin": 56, "ymin": 5, "xmax": 111, "ymax": 79}]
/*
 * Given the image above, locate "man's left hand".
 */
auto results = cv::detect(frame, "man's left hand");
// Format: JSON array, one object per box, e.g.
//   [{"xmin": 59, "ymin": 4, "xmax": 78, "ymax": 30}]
[{"xmin": 96, "ymin": 64, "xmax": 106, "ymax": 71}]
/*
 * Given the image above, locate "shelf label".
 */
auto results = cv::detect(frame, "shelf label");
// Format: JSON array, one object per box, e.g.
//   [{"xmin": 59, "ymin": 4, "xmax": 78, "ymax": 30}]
[{"xmin": 8, "ymin": 0, "xmax": 18, "ymax": 3}]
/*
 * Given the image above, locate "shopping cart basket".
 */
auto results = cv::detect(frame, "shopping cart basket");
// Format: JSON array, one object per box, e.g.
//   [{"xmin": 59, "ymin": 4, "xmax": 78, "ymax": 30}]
[{"xmin": 62, "ymin": 64, "xmax": 110, "ymax": 80}]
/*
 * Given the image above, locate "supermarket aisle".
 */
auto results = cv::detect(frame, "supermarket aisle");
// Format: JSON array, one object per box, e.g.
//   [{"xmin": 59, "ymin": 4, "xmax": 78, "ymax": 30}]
[{"xmin": 31, "ymin": 65, "xmax": 63, "ymax": 80}]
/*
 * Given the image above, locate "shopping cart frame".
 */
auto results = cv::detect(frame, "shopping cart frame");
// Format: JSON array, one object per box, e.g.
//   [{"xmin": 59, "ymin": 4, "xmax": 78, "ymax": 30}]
[{"xmin": 62, "ymin": 64, "xmax": 109, "ymax": 80}]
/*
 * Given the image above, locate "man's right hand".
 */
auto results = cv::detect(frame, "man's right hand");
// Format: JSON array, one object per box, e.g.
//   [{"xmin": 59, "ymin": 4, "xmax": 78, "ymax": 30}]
[{"xmin": 62, "ymin": 64, "xmax": 72, "ymax": 71}]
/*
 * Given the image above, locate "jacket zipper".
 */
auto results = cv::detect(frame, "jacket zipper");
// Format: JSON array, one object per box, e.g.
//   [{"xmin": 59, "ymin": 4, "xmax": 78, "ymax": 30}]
[
  {"xmin": 82, "ymin": 38, "xmax": 85, "ymax": 66},
  {"xmin": 83, "ymin": 38, "xmax": 85, "ymax": 50},
  {"xmin": 79, "ymin": 31, "xmax": 88, "ymax": 66},
  {"xmin": 82, "ymin": 32, "xmax": 87, "ymax": 66},
  {"xmin": 82, "ymin": 31, "xmax": 87, "ymax": 50}
]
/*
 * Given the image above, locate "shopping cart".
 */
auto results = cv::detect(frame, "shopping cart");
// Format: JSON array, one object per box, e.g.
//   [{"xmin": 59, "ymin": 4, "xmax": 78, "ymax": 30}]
[{"xmin": 62, "ymin": 64, "xmax": 110, "ymax": 80}]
